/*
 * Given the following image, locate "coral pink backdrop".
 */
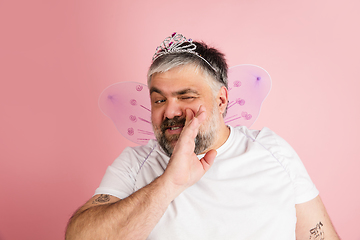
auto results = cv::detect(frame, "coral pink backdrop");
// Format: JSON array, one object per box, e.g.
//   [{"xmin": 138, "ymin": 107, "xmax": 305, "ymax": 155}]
[{"xmin": 0, "ymin": 0, "xmax": 359, "ymax": 239}]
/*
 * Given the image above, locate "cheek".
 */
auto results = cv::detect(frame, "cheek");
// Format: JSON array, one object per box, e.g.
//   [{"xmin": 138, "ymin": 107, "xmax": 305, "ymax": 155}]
[
  {"xmin": 151, "ymin": 109, "xmax": 162, "ymax": 127},
  {"xmin": 187, "ymin": 100, "xmax": 205, "ymax": 112}
]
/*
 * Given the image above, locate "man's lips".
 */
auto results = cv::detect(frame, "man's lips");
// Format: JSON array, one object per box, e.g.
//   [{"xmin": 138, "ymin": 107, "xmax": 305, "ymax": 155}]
[
  {"xmin": 165, "ymin": 125, "xmax": 184, "ymax": 134},
  {"xmin": 161, "ymin": 117, "xmax": 186, "ymax": 133}
]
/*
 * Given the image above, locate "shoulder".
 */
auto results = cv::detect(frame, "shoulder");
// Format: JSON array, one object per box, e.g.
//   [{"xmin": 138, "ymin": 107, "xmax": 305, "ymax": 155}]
[
  {"xmin": 229, "ymin": 126, "xmax": 295, "ymax": 160},
  {"xmin": 226, "ymin": 125, "xmax": 262, "ymax": 145},
  {"xmin": 111, "ymin": 139, "xmax": 161, "ymax": 169},
  {"xmin": 231, "ymin": 126, "xmax": 294, "ymax": 155},
  {"xmin": 238, "ymin": 126, "xmax": 300, "ymax": 167},
  {"xmin": 250, "ymin": 127, "xmax": 319, "ymax": 203},
  {"xmin": 95, "ymin": 139, "xmax": 167, "ymax": 198},
  {"xmin": 254, "ymin": 127, "xmax": 300, "ymax": 161},
  {"xmin": 125, "ymin": 139, "xmax": 159, "ymax": 158}
]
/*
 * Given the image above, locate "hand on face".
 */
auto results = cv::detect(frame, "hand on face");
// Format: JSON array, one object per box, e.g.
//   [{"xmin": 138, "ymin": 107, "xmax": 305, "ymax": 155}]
[{"xmin": 162, "ymin": 105, "xmax": 217, "ymax": 192}]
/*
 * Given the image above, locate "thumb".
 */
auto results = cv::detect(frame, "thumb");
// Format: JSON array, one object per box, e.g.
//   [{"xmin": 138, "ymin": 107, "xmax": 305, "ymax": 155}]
[{"xmin": 200, "ymin": 149, "xmax": 217, "ymax": 172}]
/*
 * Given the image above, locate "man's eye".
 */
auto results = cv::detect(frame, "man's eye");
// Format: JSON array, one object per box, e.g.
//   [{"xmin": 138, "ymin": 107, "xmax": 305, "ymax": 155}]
[
  {"xmin": 154, "ymin": 99, "xmax": 165, "ymax": 104},
  {"xmin": 181, "ymin": 96, "xmax": 195, "ymax": 100}
]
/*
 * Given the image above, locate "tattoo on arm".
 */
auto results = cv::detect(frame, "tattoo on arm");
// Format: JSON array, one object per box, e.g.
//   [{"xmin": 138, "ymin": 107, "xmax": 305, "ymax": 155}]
[
  {"xmin": 309, "ymin": 222, "xmax": 324, "ymax": 240},
  {"xmin": 92, "ymin": 194, "xmax": 111, "ymax": 204}
]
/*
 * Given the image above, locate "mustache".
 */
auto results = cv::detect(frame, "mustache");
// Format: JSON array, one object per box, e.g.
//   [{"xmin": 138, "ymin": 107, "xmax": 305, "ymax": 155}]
[{"xmin": 160, "ymin": 116, "xmax": 186, "ymax": 132}]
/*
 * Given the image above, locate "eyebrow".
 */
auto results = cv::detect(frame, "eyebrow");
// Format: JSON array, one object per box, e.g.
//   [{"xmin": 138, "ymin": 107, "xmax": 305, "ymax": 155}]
[
  {"xmin": 149, "ymin": 87, "xmax": 162, "ymax": 95},
  {"xmin": 150, "ymin": 87, "xmax": 200, "ymax": 96}
]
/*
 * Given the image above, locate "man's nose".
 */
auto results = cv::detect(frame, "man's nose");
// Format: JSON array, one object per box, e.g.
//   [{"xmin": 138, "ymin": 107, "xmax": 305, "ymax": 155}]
[{"xmin": 164, "ymin": 99, "xmax": 183, "ymax": 120}]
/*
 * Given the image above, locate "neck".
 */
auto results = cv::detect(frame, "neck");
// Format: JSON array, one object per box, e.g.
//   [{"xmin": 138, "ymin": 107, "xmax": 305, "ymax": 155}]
[
  {"xmin": 214, "ymin": 123, "xmax": 231, "ymax": 149},
  {"xmin": 201, "ymin": 122, "xmax": 230, "ymax": 154}
]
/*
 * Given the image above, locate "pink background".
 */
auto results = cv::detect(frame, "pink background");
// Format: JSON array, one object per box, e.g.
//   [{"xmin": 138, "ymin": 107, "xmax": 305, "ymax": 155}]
[{"xmin": 0, "ymin": 0, "xmax": 359, "ymax": 239}]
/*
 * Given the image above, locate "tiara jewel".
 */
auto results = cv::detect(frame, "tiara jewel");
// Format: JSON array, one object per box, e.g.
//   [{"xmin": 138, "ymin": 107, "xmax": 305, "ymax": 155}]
[{"xmin": 152, "ymin": 32, "xmax": 217, "ymax": 72}]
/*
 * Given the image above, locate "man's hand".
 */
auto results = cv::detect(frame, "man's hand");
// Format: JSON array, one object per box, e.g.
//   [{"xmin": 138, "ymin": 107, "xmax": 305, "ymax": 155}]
[
  {"xmin": 66, "ymin": 105, "xmax": 217, "ymax": 240},
  {"xmin": 161, "ymin": 105, "xmax": 217, "ymax": 193}
]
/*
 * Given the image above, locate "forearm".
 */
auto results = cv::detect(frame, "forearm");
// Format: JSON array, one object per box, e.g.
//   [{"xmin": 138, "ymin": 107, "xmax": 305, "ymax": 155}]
[
  {"xmin": 66, "ymin": 106, "xmax": 216, "ymax": 240},
  {"xmin": 66, "ymin": 176, "xmax": 181, "ymax": 240}
]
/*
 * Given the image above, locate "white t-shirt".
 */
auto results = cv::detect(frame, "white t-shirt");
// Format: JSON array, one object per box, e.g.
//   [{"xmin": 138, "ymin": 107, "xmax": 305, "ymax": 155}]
[{"xmin": 95, "ymin": 126, "xmax": 319, "ymax": 239}]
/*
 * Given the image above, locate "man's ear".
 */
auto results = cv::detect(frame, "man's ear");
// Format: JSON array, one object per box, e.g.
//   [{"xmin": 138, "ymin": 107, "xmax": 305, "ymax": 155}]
[{"xmin": 217, "ymin": 86, "xmax": 228, "ymax": 115}]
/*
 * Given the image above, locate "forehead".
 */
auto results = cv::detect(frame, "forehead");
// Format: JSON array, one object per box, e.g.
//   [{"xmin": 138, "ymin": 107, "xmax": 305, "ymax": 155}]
[{"xmin": 149, "ymin": 64, "xmax": 212, "ymax": 94}]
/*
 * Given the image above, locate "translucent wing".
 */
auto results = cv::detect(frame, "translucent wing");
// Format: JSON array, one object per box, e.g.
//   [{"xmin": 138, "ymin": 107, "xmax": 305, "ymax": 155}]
[
  {"xmin": 225, "ymin": 64, "xmax": 272, "ymax": 128},
  {"xmin": 98, "ymin": 65, "xmax": 271, "ymax": 145},
  {"xmin": 98, "ymin": 82, "xmax": 155, "ymax": 145}
]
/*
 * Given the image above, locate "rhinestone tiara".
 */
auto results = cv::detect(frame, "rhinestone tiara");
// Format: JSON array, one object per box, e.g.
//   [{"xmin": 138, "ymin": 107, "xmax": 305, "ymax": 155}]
[{"xmin": 152, "ymin": 32, "xmax": 217, "ymax": 72}]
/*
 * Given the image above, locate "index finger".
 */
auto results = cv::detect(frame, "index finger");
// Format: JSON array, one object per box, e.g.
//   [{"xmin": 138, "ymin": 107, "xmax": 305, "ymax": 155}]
[{"xmin": 184, "ymin": 105, "xmax": 207, "ymax": 128}]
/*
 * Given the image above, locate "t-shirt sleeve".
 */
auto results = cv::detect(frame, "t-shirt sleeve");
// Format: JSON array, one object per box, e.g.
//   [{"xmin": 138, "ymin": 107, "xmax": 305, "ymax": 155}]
[
  {"xmin": 256, "ymin": 128, "xmax": 319, "ymax": 204},
  {"xmin": 94, "ymin": 147, "xmax": 139, "ymax": 199}
]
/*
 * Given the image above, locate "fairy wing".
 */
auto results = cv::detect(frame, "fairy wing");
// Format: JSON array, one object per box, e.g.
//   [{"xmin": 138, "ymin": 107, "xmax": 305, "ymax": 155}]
[
  {"xmin": 98, "ymin": 82, "xmax": 155, "ymax": 145},
  {"xmin": 98, "ymin": 65, "xmax": 271, "ymax": 145},
  {"xmin": 225, "ymin": 64, "xmax": 272, "ymax": 128}
]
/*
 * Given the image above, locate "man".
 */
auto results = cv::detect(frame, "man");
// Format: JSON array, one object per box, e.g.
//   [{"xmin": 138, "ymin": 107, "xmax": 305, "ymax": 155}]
[{"xmin": 66, "ymin": 33, "xmax": 340, "ymax": 239}]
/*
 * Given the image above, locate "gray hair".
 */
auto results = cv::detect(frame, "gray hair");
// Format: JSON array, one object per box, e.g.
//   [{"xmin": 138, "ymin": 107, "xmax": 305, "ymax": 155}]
[{"xmin": 147, "ymin": 41, "xmax": 229, "ymax": 116}]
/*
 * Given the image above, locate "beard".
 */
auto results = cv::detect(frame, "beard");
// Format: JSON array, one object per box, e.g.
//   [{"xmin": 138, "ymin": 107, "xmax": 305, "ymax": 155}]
[{"xmin": 153, "ymin": 103, "xmax": 220, "ymax": 157}]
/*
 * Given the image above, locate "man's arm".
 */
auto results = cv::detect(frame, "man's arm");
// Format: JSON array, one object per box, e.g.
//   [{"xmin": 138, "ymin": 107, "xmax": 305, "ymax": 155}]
[
  {"xmin": 65, "ymin": 176, "xmax": 181, "ymax": 240},
  {"xmin": 65, "ymin": 106, "xmax": 216, "ymax": 240},
  {"xmin": 295, "ymin": 195, "xmax": 340, "ymax": 240}
]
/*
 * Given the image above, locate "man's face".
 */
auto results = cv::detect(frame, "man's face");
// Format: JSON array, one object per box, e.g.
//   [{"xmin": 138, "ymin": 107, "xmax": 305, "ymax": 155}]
[{"xmin": 149, "ymin": 64, "xmax": 222, "ymax": 157}]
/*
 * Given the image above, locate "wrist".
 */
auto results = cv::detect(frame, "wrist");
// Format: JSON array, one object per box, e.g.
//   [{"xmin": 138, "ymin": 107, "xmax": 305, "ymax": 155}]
[{"xmin": 156, "ymin": 173, "xmax": 187, "ymax": 201}]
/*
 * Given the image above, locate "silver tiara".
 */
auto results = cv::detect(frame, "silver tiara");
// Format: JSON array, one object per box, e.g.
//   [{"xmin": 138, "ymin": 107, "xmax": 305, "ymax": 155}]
[{"xmin": 152, "ymin": 32, "xmax": 217, "ymax": 72}]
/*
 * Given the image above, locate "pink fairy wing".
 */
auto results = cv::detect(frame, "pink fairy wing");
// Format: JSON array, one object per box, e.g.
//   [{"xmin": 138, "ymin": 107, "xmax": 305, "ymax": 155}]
[
  {"xmin": 98, "ymin": 82, "xmax": 155, "ymax": 145},
  {"xmin": 225, "ymin": 64, "xmax": 272, "ymax": 128},
  {"xmin": 98, "ymin": 65, "xmax": 271, "ymax": 145}
]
